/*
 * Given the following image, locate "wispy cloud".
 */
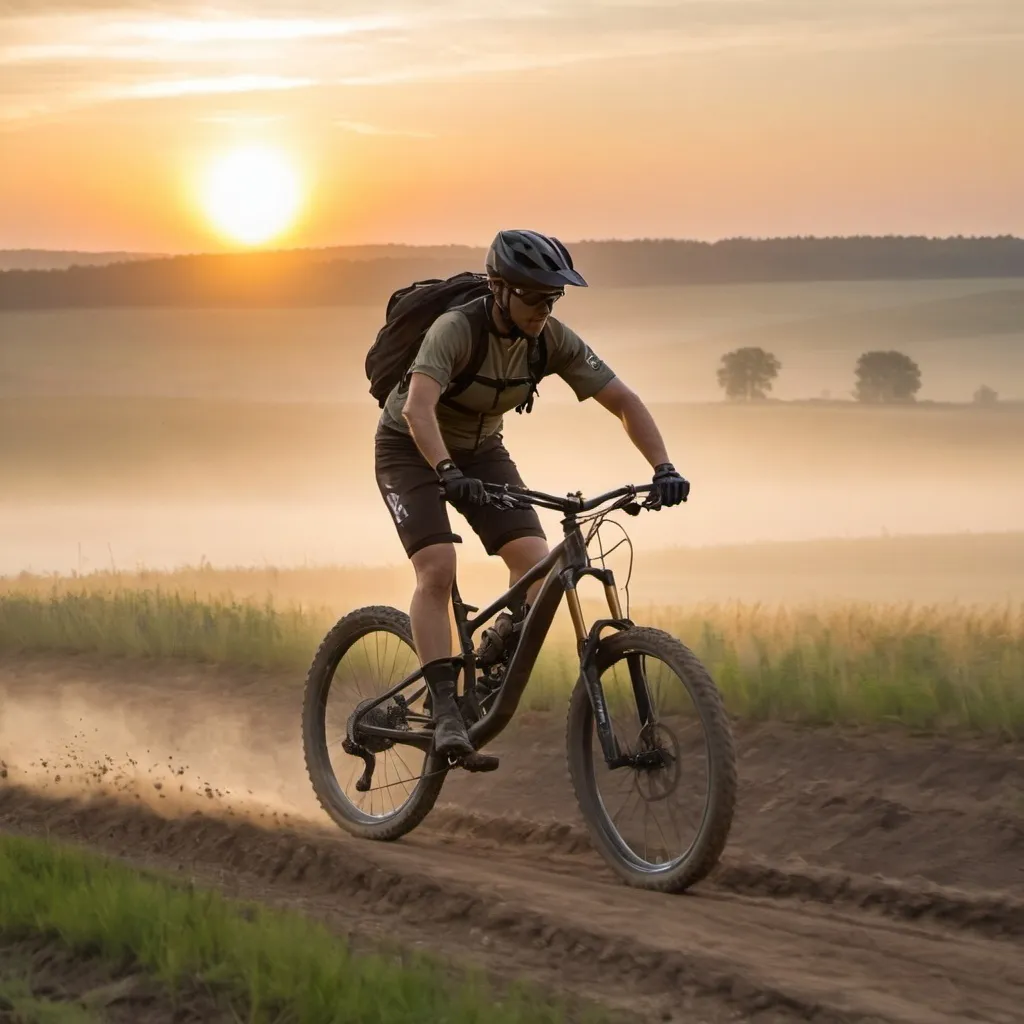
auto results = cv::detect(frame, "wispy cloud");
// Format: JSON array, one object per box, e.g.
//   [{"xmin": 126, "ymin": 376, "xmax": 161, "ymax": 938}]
[
  {"xmin": 2, "ymin": 0, "xmax": 1022, "ymax": 124},
  {"xmin": 113, "ymin": 74, "xmax": 316, "ymax": 99},
  {"xmin": 335, "ymin": 118, "xmax": 433, "ymax": 138},
  {"xmin": 113, "ymin": 14, "xmax": 398, "ymax": 44},
  {"xmin": 196, "ymin": 113, "xmax": 285, "ymax": 124}
]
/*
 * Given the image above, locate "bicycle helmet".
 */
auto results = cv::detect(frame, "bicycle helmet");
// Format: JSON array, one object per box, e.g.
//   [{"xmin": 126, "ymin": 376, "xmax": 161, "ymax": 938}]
[{"xmin": 485, "ymin": 229, "xmax": 588, "ymax": 289}]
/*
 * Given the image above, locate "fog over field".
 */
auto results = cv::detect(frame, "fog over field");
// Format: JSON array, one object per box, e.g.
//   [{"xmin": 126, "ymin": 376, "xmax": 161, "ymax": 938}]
[{"xmin": 2, "ymin": 277, "xmax": 1023, "ymax": 591}]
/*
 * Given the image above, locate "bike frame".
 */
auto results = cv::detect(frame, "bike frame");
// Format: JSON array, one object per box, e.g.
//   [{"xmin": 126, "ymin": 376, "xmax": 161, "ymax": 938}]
[{"xmin": 347, "ymin": 484, "xmax": 656, "ymax": 768}]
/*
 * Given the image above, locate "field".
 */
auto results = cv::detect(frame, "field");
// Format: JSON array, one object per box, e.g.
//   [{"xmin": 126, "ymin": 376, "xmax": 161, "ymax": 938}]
[
  {"xmin": 3, "ymin": 276, "xmax": 1024, "ymax": 1022},
  {"xmin": 3, "ymin": 277, "xmax": 1023, "ymax": 405},
  {"xmin": 3, "ymin": 274, "xmax": 1024, "ymax": 575},
  {"xmin": 1, "ymin": 548, "xmax": 1023, "ymax": 735}
]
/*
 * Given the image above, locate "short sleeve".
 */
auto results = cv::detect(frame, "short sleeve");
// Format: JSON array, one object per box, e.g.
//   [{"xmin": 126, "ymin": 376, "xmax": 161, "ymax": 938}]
[
  {"xmin": 407, "ymin": 311, "xmax": 474, "ymax": 391},
  {"xmin": 545, "ymin": 319, "xmax": 616, "ymax": 400}
]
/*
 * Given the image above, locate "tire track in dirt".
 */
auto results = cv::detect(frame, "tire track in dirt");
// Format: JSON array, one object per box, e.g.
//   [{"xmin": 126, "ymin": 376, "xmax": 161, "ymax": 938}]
[
  {"xmin": 2, "ymin": 783, "xmax": 1022, "ymax": 1024},
  {"xmin": 425, "ymin": 807, "xmax": 1024, "ymax": 940}
]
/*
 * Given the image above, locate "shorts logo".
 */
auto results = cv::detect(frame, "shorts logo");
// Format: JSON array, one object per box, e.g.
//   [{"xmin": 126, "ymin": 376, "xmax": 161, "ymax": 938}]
[
  {"xmin": 386, "ymin": 490, "xmax": 409, "ymax": 525},
  {"xmin": 585, "ymin": 348, "xmax": 602, "ymax": 371}
]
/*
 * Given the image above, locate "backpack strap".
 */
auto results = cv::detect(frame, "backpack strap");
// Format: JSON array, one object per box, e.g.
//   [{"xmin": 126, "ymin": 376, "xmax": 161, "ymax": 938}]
[
  {"xmin": 440, "ymin": 296, "xmax": 492, "ymax": 406},
  {"xmin": 436, "ymin": 295, "xmax": 552, "ymax": 416},
  {"xmin": 515, "ymin": 330, "xmax": 549, "ymax": 414}
]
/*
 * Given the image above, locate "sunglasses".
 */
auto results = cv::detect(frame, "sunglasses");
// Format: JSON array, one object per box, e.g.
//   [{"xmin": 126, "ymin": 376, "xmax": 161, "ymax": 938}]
[{"xmin": 509, "ymin": 285, "xmax": 564, "ymax": 309}]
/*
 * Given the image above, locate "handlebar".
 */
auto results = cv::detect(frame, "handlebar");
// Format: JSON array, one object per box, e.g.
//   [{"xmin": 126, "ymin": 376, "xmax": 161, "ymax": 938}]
[{"xmin": 481, "ymin": 481, "xmax": 660, "ymax": 516}]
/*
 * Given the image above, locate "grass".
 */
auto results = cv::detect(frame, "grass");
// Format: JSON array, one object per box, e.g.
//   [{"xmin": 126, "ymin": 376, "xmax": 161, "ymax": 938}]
[
  {"xmin": 0, "ymin": 586, "xmax": 1021, "ymax": 738},
  {"xmin": 0, "ymin": 833, "xmax": 589, "ymax": 1024},
  {"xmin": 0, "ymin": 973, "xmax": 101, "ymax": 1024}
]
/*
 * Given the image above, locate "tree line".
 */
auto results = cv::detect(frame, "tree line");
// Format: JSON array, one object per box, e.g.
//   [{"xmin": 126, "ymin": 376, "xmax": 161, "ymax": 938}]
[
  {"xmin": 1, "ymin": 235, "xmax": 1022, "ymax": 309},
  {"xmin": 716, "ymin": 347, "xmax": 1003, "ymax": 405}
]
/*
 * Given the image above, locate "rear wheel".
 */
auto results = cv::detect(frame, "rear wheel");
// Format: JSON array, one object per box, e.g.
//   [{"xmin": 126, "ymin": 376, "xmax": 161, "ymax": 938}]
[
  {"xmin": 302, "ymin": 605, "xmax": 447, "ymax": 840},
  {"xmin": 566, "ymin": 626, "xmax": 736, "ymax": 892}
]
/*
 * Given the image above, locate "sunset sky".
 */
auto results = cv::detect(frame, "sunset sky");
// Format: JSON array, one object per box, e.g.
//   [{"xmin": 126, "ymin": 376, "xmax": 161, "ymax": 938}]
[{"xmin": 1, "ymin": 0, "xmax": 1022, "ymax": 252}]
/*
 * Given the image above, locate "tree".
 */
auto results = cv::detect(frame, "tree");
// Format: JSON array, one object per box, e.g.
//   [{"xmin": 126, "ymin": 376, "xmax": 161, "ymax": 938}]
[
  {"xmin": 973, "ymin": 384, "xmax": 998, "ymax": 406},
  {"xmin": 854, "ymin": 350, "xmax": 921, "ymax": 403},
  {"xmin": 716, "ymin": 347, "xmax": 781, "ymax": 401}
]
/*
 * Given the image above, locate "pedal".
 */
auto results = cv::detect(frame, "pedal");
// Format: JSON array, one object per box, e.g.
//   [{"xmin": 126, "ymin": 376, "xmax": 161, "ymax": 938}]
[{"xmin": 456, "ymin": 751, "xmax": 500, "ymax": 773}]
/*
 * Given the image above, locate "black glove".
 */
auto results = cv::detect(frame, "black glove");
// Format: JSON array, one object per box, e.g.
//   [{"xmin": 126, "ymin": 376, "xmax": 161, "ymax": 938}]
[
  {"xmin": 652, "ymin": 463, "xmax": 689, "ymax": 507},
  {"xmin": 436, "ymin": 459, "xmax": 487, "ymax": 506}
]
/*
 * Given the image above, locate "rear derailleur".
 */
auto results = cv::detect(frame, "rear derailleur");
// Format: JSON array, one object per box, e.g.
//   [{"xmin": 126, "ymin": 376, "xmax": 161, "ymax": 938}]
[{"xmin": 343, "ymin": 696, "xmax": 410, "ymax": 792}]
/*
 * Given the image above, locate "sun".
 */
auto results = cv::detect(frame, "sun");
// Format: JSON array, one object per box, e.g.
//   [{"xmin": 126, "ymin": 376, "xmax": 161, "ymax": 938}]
[{"xmin": 201, "ymin": 145, "xmax": 302, "ymax": 246}]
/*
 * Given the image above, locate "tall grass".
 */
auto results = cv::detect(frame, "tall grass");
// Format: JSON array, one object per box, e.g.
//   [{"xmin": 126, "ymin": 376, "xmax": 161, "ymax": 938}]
[
  {"xmin": 0, "ymin": 588, "xmax": 1021, "ymax": 737},
  {"xmin": 0, "ymin": 588, "xmax": 320, "ymax": 670}
]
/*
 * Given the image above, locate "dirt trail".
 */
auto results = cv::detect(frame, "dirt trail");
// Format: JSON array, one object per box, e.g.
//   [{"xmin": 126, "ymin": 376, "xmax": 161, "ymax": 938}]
[{"xmin": 2, "ymin": 655, "xmax": 1023, "ymax": 1023}]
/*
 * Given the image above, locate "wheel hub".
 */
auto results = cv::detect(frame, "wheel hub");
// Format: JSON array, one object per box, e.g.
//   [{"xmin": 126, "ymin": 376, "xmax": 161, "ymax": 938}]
[
  {"xmin": 632, "ymin": 721, "xmax": 681, "ymax": 802},
  {"xmin": 349, "ymin": 698, "xmax": 407, "ymax": 754}
]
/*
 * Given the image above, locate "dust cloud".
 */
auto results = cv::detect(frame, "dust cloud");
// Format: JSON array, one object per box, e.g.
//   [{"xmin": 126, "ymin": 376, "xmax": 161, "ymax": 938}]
[{"xmin": 0, "ymin": 667, "xmax": 317, "ymax": 824}]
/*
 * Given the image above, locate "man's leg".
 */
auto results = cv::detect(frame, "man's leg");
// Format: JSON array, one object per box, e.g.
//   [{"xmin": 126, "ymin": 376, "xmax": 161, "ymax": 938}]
[
  {"xmin": 470, "ymin": 535, "xmax": 550, "ymax": 667},
  {"xmin": 408, "ymin": 542, "xmax": 475, "ymax": 758},
  {"xmin": 409, "ymin": 542, "xmax": 456, "ymax": 665},
  {"xmin": 497, "ymin": 535, "xmax": 550, "ymax": 605}
]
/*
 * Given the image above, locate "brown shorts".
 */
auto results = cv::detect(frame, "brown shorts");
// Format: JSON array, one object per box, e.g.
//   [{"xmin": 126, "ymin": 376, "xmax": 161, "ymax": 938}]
[{"xmin": 374, "ymin": 425, "xmax": 546, "ymax": 558}]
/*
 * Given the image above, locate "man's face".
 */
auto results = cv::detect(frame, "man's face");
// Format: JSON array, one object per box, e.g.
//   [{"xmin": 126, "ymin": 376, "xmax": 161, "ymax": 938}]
[{"xmin": 506, "ymin": 284, "xmax": 564, "ymax": 337}]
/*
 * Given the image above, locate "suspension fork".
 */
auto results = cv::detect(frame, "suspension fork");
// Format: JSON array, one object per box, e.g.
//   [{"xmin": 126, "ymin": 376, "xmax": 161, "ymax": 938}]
[
  {"xmin": 602, "ymin": 578, "xmax": 654, "ymax": 729},
  {"xmin": 563, "ymin": 566, "xmax": 638, "ymax": 767}
]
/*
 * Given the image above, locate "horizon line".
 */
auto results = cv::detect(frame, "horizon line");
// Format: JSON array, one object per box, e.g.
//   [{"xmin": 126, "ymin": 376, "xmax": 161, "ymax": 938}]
[{"xmin": 4, "ymin": 232, "xmax": 1024, "ymax": 260}]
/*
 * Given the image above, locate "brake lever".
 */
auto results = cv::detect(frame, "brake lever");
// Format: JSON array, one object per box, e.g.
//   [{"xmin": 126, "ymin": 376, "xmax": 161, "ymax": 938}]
[
  {"xmin": 634, "ymin": 491, "xmax": 664, "ymax": 513},
  {"xmin": 488, "ymin": 492, "xmax": 530, "ymax": 510}
]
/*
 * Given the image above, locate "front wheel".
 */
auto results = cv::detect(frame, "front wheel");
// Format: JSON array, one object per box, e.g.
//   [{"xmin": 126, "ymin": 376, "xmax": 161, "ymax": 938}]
[{"xmin": 566, "ymin": 627, "xmax": 736, "ymax": 892}]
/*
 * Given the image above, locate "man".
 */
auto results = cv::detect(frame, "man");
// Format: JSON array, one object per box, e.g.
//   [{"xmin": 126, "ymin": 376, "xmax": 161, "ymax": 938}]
[{"xmin": 374, "ymin": 229, "xmax": 688, "ymax": 760}]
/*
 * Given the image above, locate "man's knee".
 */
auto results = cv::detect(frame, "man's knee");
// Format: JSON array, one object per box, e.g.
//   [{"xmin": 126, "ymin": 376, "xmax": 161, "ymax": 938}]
[
  {"xmin": 498, "ymin": 535, "xmax": 549, "ymax": 575},
  {"xmin": 411, "ymin": 543, "xmax": 457, "ymax": 597}
]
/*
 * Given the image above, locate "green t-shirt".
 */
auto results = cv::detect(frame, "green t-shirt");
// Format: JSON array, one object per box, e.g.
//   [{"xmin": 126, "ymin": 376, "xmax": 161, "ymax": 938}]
[{"xmin": 380, "ymin": 309, "xmax": 616, "ymax": 450}]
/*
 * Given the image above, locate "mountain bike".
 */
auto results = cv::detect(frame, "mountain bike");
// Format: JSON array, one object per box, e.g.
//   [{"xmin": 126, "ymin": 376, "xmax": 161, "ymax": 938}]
[{"xmin": 301, "ymin": 481, "xmax": 737, "ymax": 892}]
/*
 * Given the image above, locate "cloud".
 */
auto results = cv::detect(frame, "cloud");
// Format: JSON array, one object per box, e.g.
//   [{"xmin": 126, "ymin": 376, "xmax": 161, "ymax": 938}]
[
  {"xmin": 334, "ymin": 118, "xmax": 433, "ymax": 138},
  {"xmin": 2, "ymin": 0, "xmax": 1022, "ymax": 125},
  {"xmin": 111, "ymin": 14, "xmax": 398, "ymax": 44},
  {"xmin": 196, "ymin": 113, "xmax": 285, "ymax": 124},
  {"xmin": 111, "ymin": 74, "xmax": 316, "ymax": 98}
]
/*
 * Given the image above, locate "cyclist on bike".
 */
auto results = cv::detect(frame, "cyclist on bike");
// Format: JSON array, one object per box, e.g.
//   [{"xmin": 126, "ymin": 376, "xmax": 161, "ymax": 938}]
[{"xmin": 374, "ymin": 229, "xmax": 689, "ymax": 760}]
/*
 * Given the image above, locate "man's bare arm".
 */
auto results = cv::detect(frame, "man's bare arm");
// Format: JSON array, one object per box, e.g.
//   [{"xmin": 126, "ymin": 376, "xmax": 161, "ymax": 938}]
[
  {"xmin": 401, "ymin": 372, "xmax": 451, "ymax": 469},
  {"xmin": 591, "ymin": 377, "xmax": 671, "ymax": 468}
]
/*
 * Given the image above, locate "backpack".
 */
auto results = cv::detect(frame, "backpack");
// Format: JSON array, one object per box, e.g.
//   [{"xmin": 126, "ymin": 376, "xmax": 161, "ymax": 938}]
[{"xmin": 366, "ymin": 271, "xmax": 548, "ymax": 414}]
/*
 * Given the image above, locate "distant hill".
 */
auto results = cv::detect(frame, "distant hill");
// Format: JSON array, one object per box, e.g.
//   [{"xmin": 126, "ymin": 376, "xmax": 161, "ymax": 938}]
[
  {"xmin": 0, "ymin": 250, "xmax": 164, "ymax": 272},
  {"xmin": 1, "ymin": 236, "xmax": 1022, "ymax": 309}
]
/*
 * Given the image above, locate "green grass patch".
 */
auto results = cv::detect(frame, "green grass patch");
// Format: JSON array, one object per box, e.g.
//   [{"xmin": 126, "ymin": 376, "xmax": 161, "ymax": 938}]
[
  {"xmin": 0, "ymin": 588, "xmax": 1021, "ymax": 738},
  {"xmin": 0, "ymin": 973, "xmax": 101, "ymax": 1024},
  {"xmin": 0, "ymin": 833, "xmax": 591, "ymax": 1024}
]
